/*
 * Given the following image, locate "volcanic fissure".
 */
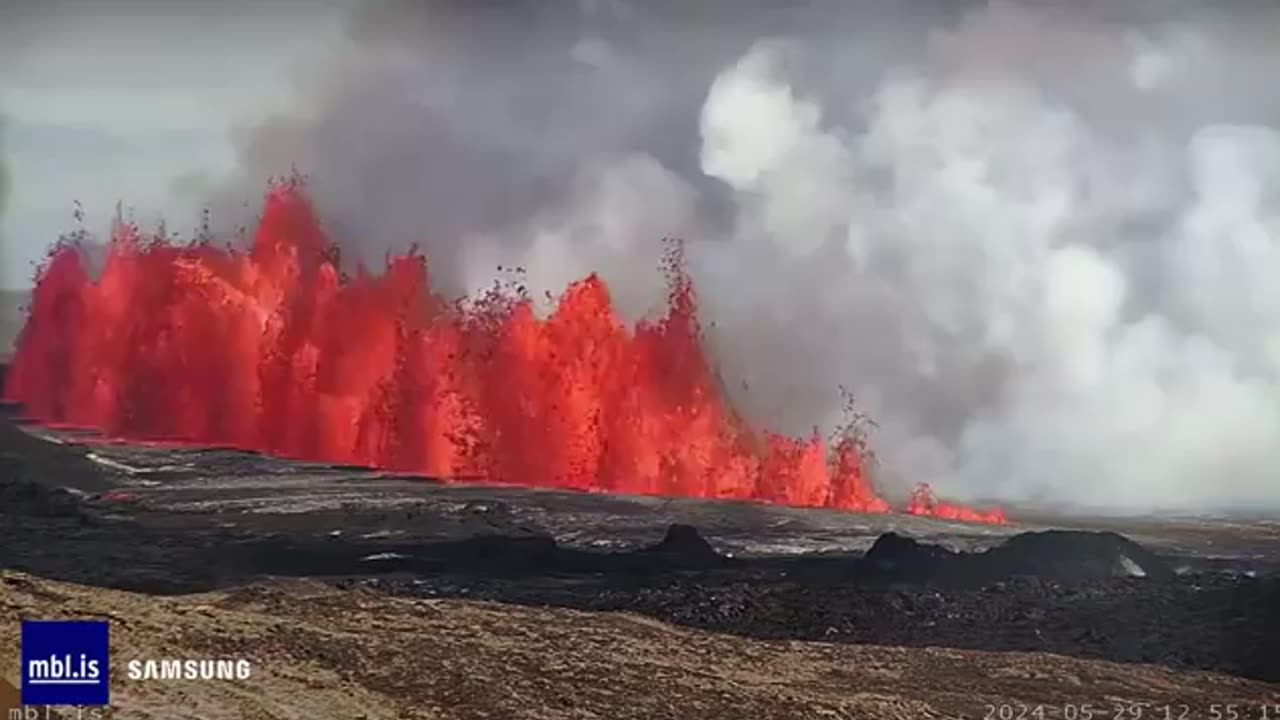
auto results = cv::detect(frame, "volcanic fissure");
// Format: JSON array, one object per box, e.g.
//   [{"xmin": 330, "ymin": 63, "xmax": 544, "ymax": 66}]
[{"xmin": 3, "ymin": 180, "xmax": 1005, "ymax": 524}]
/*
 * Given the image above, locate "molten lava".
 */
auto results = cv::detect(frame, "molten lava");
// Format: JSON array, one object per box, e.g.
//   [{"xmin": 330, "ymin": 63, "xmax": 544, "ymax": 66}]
[{"xmin": 3, "ymin": 181, "xmax": 1005, "ymax": 524}]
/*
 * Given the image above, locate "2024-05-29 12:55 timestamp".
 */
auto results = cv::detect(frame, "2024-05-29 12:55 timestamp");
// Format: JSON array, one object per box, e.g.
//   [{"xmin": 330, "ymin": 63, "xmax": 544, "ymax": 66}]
[{"xmin": 982, "ymin": 703, "xmax": 1280, "ymax": 720}]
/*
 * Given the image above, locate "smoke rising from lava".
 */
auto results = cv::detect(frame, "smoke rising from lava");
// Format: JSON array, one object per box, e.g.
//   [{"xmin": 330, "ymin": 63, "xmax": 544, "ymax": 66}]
[
  {"xmin": 205, "ymin": 0, "xmax": 1280, "ymax": 515},
  {"xmin": 0, "ymin": 116, "xmax": 11, "ymax": 280}
]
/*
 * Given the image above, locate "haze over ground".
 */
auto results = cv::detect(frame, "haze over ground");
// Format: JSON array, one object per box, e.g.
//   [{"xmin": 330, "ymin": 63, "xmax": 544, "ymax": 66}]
[{"xmin": 4, "ymin": 0, "xmax": 1280, "ymax": 515}]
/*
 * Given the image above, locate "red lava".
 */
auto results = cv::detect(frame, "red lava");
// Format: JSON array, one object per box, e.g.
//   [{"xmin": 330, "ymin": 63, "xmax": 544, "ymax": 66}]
[{"xmin": 3, "ymin": 179, "xmax": 1005, "ymax": 524}]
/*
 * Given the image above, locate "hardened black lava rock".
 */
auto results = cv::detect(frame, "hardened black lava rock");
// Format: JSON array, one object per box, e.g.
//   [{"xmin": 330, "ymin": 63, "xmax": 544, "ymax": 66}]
[
  {"xmin": 0, "ymin": 455, "xmax": 86, "ymax": 519},
  {"xmin": 383, "ymin": 564, "xmax": 1279, "ymax": 682},
  {"xmin": 1, "ymin": 408, "xmax": 1276, "ymax": 683},
  {"xmin": 973, "ymin": 529, "xmax": 1174, "ymax": 583},
  {"xmin": 861, "ymin": 531, "xmax": 957, "ymax": 580},
  {"xmin": 640, "ymin": 524, "xmax": 726, "ymax": 569},
  {"xmin": 365, "ymin": 529, "xmax": 1275, "ymax": 681},
  {"xmin": 858, "ymin": 529, "xmax": 1174, "ymax": 586}
]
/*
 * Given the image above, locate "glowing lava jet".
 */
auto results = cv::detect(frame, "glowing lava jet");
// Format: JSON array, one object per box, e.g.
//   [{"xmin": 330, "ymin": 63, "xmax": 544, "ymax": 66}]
[{"xmin": 3, "ymin": 180, "xmax": 1005, "ymax": 524}]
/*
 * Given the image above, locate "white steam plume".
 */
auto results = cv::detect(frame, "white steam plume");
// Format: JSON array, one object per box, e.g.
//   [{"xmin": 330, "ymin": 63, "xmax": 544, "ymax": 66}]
[{"xmin": 208, "ymin": 0, "xmax": 1280, "ymax": 515}]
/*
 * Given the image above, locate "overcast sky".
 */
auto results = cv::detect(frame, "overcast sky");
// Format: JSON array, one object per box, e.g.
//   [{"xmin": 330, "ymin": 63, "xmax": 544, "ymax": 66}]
[{"xmin": 0, "ymin": 0, "xmax": 359, "ymax": 288}]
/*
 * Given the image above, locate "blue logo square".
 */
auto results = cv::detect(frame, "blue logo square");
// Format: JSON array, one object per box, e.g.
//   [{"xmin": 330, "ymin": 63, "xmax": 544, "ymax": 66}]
[{"xmin": 21, "ymin": 620, "xmax": 110, "ymax": 706}]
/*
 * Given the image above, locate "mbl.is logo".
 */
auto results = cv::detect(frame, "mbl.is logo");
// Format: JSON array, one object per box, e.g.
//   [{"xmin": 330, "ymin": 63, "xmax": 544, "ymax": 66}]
[{"xmin": 21, "ymin": 621, "xmax": 110, "ymax": 707}]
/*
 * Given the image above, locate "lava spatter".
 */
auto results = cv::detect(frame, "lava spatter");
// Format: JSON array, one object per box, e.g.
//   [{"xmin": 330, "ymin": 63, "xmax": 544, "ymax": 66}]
[{"xmin": 3, "ymin": 180, "xmax": 1004, "ymax": 524}]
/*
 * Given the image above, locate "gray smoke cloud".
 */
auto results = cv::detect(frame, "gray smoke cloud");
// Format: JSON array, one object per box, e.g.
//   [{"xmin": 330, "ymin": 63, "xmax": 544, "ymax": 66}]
[
  {"xmin": 209, "ymin": 0, "xmax": 1280, "ymax": 515},
  {"xmin": 0, "ymin": 115, "xmax": 9, "ymax": 270}
]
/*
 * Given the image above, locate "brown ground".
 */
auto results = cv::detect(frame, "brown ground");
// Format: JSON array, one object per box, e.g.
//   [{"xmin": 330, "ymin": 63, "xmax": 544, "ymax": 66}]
[{"xmin": 2, "ymin": 571, "xmax": 1277, "ymax": 720}]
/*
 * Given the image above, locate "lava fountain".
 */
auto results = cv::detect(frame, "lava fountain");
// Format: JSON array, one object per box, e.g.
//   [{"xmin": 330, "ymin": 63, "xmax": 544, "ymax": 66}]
[{"xmin": 3, "ymin": 180, "xmax": 1005, "ymax": 524}]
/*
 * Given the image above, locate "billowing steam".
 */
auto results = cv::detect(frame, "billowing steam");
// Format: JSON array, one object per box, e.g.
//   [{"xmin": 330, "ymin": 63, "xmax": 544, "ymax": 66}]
[{"xmin": 207, "ymin": 0, "xmax": 1280, "ymax": 515}]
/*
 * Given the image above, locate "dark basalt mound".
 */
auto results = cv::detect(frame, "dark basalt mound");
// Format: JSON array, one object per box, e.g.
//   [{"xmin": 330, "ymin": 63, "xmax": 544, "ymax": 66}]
[
  {"xmin": 862, "ymin": 532, "xmax": 957, "ymax": 580},
  {"xmin": 639, "ymin": 524, "xmax": 726, "ymax": 569},
  {"xmin": 975, "ymin": 530, "xmax": 1173, "ymax": 583},
  {"xmin": 860, "ymin": 530, "xmax": 1173, "ymax": 585}
]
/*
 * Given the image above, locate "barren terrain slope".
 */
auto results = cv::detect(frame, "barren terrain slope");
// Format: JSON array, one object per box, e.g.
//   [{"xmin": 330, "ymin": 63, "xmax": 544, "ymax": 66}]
[{"xmin": 3, "ymin": 571, "xmax": 1277, "ymax": 720}]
